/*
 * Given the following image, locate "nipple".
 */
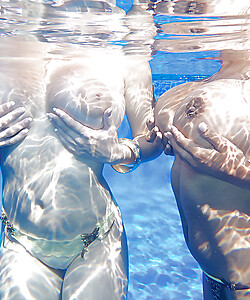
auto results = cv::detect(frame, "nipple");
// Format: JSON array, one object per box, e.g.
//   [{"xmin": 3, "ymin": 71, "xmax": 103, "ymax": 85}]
[
  {"xmin": 46, "ymin": 76, "xmax": 112, "ymax": 129},
  {"xmin": 185, "ymin": 96, "xmax": 205, "ymax": 119}
]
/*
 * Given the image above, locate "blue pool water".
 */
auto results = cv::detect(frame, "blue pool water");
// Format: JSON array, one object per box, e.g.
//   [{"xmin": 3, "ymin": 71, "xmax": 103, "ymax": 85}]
[
  {"xmin": 104, "ymin": 152, "xmax": 201, "ymax": 300},
  {"xmin": 0, "ymin": 49, "xmax": 221, "ymax": 299},
  {"xmin": 0, "ymin": 2, "xmax": 229, "ymax": 298},
  {"xmin": 103, "ymin": 52, "xmax": 222, "ymax": 300}
]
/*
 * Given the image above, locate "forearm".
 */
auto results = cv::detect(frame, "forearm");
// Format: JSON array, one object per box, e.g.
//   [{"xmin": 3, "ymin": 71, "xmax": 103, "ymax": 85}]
[
  {"xmin": 135, "ymin": 134, "xmax": 163, "ymax": 162},
  {"xmin": 111, "ymin": 133, "xmax": 163, "ymax": 174},
  {"xmin": 111, "ymin": 141, "xmax": 135, "ymax": 165}
]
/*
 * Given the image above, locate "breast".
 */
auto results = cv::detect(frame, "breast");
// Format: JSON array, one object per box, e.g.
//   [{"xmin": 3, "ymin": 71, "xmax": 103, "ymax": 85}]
[
  {"xmin": 173, "ymin": 79, "xmax": 250, "ymax": 157},
  {"xmin": 46, "ymin": 62, "xmax": 125, "ymax": 130}
]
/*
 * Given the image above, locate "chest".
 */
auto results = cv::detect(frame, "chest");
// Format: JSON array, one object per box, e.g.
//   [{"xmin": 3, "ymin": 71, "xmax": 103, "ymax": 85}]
[{"xmin": 45, "ymin": 59, "xmax": 126, "ymax": 129}]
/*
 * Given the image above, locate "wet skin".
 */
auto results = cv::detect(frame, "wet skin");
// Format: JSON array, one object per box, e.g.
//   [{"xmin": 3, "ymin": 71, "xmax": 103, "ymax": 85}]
[
  {"xmin": 155, "ymin": 75, "xmax": 250, "ymax": 299},
  {"xmin": 0, "ymin": 38, "xmax": 156, "ymax": 299}
]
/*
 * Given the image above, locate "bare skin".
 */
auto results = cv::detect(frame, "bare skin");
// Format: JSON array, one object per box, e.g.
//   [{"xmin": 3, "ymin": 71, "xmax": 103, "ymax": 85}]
[
  {"xmin": 0, "ymin": 102, "xmax": 31, "ymax": 146},
  {"xmin": 0, "ymin": 41, "xmax": 130, "ymax": 300},
  {"xmin": 153, "ymin": 51, "xmax": 250, "ymax": 299},
  {"xmin": 166, "ymin": 124, "xmax": 250, "ymax": 188},
  {"xmin": 41, "ymin": 1, "xmax": 250, "ymax": 298},
  {"xmin": 0, "ymin": 2, "xmax": 161, "ymax": 299}
]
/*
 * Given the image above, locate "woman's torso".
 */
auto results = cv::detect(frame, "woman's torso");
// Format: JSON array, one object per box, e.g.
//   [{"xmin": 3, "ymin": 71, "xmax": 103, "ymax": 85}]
[
  {"xmin": 0, "ymin": 41, "xmax": 126, "ymax": 241},
  {"xmin": 157, "ymin": 78, "xmax": 250, "ymax": 285}
]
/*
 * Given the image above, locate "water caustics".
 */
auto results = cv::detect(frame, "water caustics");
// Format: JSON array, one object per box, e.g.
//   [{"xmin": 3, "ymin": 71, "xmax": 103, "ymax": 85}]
[{"xmin": 0, "ymin": 1, "xmax": 249, "ymax": 300}]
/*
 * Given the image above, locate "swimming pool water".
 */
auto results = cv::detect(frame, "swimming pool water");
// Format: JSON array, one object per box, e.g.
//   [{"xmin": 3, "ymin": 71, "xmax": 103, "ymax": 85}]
[
  {"xmin": 0, "ymin": 50, "xmax": 221, "ymax": 299},
  {"xmin": 0, "ymin": 2, "xmax": 228, "ymax": 298},
  {"xmin": 103, "ymin": 52, "xmax": 221, "ymax": 299},
  {"xmin": 105, "ymin": 153, "xmax": 203, "ymax": 300}
]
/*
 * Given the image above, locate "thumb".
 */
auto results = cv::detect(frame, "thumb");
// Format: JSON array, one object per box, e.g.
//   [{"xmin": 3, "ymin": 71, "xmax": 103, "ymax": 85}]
[
  {"xmin": 198, "ymin": 122, "xmax": 224, "ymax": 152},
  {"xmin": 103, "ymin": 107, "xmax": 113, "ymax": 130}
]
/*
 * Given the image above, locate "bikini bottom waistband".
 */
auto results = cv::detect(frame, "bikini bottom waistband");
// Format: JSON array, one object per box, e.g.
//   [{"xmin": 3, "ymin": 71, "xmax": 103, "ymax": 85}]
[
  {"xmin": 1, "ymin": 203, "xmax": 118, "ymax": 261},
  {"xmin": 203, "ymin": 269, "xmax": 250, "ymax": 291}
]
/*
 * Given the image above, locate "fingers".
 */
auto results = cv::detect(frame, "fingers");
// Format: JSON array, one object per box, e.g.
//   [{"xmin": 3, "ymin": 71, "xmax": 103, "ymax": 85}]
[
  {"xmin": 54, "ymin": 124, "xmax": 76, "ymax": 145},
  {"xmin": 47, "ymin": 111, "xmax": 69, "ymax": 131},
  {"xmin": 146, "ymin": 126, "xmax": 160, "ymax": 142},
  {"xmin": 51, "ymin": 108, "xmax": 85, "ymax": 135},
  {"xmin": 166, "ymin": 129, "xmax": 198, "ymax": 164},
  {"xmin": 198, "ymin": 122, "xmax": 228, "ymax": 152},
  {"xmin": 0, "ymin": 101, "xmax": 16, "ymax": 116},
  {"xmin": 53, "ymin": 127, "xmax": 77, "ymax": 154},
  {"xmin": 0, "ymin": 128, "xmax": 29, "ymax": 147},
  {"xmin": 167, "ymin": 125, "xmax": 208, "ymax": 160},
  {"xmin": 146, "ymin": 116, "xmax": 155, "ymax": 131},
  {"xmin": 154, "ymin": 130, "xmax": 163, "ymax": 150},
  {"xmin": 168, "ymin": 126, "xmax": 192, "ymax": 151},
  {"xmin": 163, "ymin": 133, "xmax": 174, "ymax": 156},
  {"xmin": 47, "ymin": 112, "xmax": 90, "ymax": 153},
  {"xmin": 0, "ymin": 117, "xmax": 32, "ymax": 140},
  {"xmin": 0, "ymin": 107, "xmax": 26, "ymax": 128},
  {"xmin": 103, "ymin": 107, "xmax": 113, "ymax": 130},
  {"xmin": 146, "ymin": 122, "xmax": 172, "ymax": 154},
  {"xmin": 164, "ymin": 143, "xmax": 174, "ymax": 156},
  {"xmin": 0, "ymin": 102, "xmax": 32, "ymax": 146},
  {"xmin": 47, "ymin": 109, "xmax": 86, "ymax": 141},
  {"xmin": 47, "ymin": 112, "xmax": 80, "ymax": 144}
]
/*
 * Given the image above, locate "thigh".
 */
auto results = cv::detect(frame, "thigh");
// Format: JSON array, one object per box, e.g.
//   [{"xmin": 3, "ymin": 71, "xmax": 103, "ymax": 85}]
[
  {"xmin": 0, "ymin": 233, "xmax": 63, "ymax": 300},
  {"xmin": 62, "ymin": 220, "xmax": 128, "ymax": 300}
]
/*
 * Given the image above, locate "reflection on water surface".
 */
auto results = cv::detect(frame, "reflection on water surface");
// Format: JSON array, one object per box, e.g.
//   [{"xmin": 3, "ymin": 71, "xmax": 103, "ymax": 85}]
[{"xmin": 0, "ymin": 1, "xmax": 249, "ymax": 299}]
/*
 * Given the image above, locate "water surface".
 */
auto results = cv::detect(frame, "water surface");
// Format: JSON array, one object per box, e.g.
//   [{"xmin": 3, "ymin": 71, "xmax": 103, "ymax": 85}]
[{"xmin": 1, "ymin": 1, "xmax": 249, "ymax": 299}]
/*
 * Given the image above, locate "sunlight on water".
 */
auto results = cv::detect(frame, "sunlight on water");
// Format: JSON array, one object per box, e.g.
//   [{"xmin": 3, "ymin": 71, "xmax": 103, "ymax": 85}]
[{"xmin": 0, "ymin": 1, "xmax": 249, "ymax": 299}]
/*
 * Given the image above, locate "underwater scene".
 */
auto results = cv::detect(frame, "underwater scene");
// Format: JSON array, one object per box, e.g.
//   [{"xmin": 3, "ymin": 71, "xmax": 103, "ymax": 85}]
[
  {"xmin": 104, "ymin": 51, "xmax": 221, "ymax": 300},
  {"xmin": 0, "ymin": 0, "xmax": 249, "ymax": 299}
]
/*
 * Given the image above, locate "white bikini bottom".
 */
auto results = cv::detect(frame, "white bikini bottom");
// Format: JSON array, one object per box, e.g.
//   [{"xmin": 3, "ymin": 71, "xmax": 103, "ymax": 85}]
[{"xmin": 1, "ymin": 202, "xmax": 119, "ymax": 270}]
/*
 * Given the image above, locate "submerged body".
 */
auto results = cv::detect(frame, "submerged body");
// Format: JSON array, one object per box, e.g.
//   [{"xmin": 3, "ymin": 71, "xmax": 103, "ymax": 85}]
[
  {"xmin": 0, "ymin": 1, "xmax": 160, "ymax": 299},
  {"xmin": 0, "ymin": 34, "xmax": 155, "ymax": 299},
  {"xmin": 155, "ymin": 58, "xmax": 250, "ymax": 299},
  {"xmin": 1, "ymin": 40, "xmax": 124, "ymax": 261}
]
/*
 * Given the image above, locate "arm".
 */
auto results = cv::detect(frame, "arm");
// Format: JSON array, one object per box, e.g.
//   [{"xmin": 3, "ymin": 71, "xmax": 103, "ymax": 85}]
[
  {"xmin": 166, "ymin": 122, "xmax": 250, "ymax": 189},
  {"xmin": 47, "ymin": 107, "xmax": 133, "ymax": 165},
  {"xmin": 122, "ymin": 57, "xmax": 163, "ymax": 163},
  {"xmin": 47, "ymin": 59, "xmax": 164, "ymax": 171}
]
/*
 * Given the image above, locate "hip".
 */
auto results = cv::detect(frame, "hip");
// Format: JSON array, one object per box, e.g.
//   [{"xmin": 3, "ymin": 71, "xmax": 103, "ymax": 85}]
[{"xmin": 1, "ymin": 201, "xmax": 123, "ymax": 269}]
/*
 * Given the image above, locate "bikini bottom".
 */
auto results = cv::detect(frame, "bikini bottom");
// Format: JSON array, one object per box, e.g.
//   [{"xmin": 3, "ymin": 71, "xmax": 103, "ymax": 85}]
[
  {"xmin": 203, "ymin": 270, "xmax": 250, "ymax": 300},
  {"xmin": 1, "ymin": 202, "xmax": 118, "ymax": 269}
]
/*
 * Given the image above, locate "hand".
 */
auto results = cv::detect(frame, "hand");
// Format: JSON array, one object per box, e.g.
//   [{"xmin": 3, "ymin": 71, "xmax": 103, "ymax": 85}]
[
  {"xmin": 166, "ymin": 122, "xmax": 250, "ymax": 183},
  {"xmin": 47, "ymin": 108, "xmax": 131, "ymax": 164},
  {"xmin": 146, "ymin": 116, "xmax": 173, "ymax": 155},
  {"xmin": 0, "ymin": 101, "xmax": 31, "ymax": 147}
]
